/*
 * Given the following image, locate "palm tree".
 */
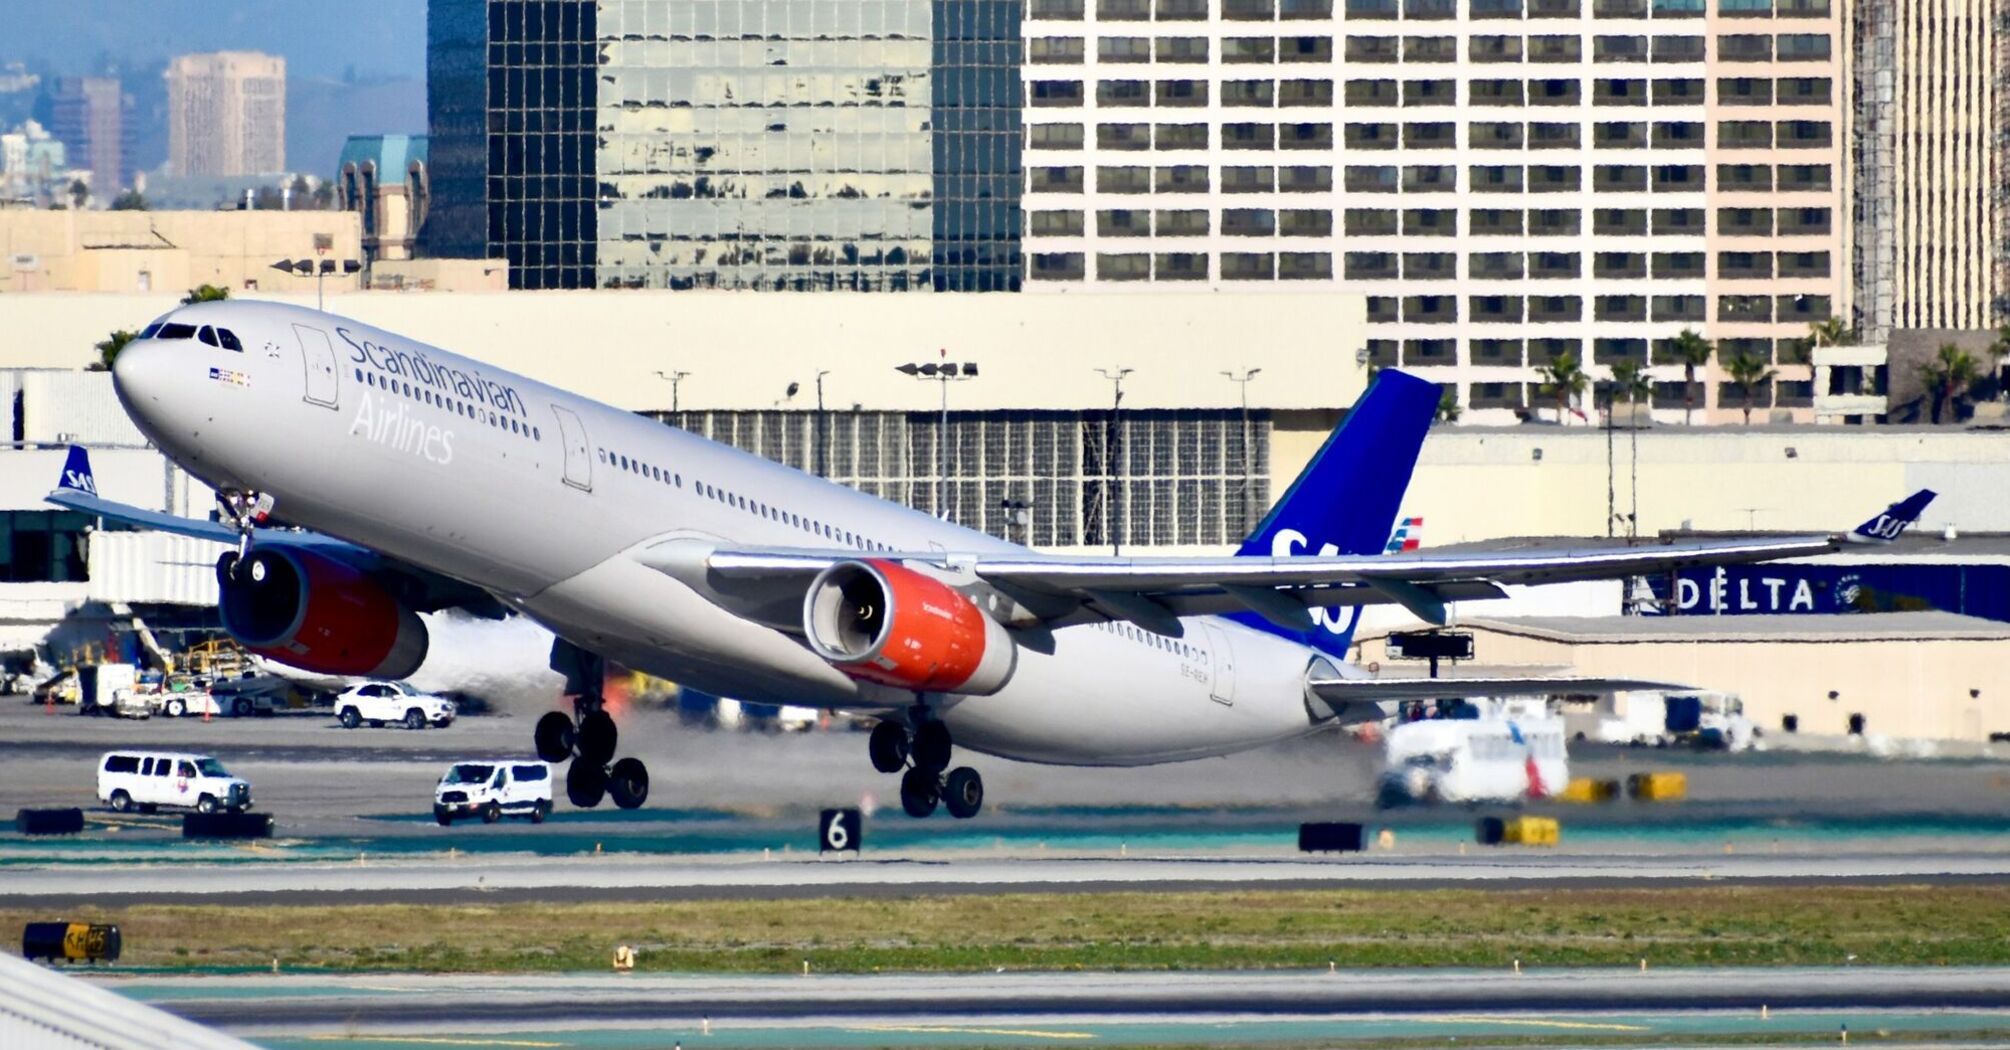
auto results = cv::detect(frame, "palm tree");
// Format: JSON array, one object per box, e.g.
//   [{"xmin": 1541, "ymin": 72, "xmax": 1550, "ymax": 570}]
[
  {"xmin": 1722, "ymin": 350, "xmax": 1778, "ymax": 425},
  {"xmin": 91, "ymin": 329, "xmax": 138, "ymax": 372},
  {"xmin": 109, "ymin": 189, "xmax": 147, "ymax": 211},
  {"xmin": 181, "ymin": 284, "xmax": 231, "ymax": 306},
  {"xmin": 1808, "ymin": 317, "xmax": 1856, "ymax": 349},
  {"xmin": 1609, "ymin": 360, "xmax": 1653, "ymax": 538},
  {"xmin": 1434, "ymin": 387, "xmax": 1462, "ymax": 424},
  {"xmin": 1537, "ymin": 350, "xmax": 1588, "ymax": 424},
  {"xmin": 1666, "ymin": 329, "xmax": 1714, "ymax": 425},
  {"xmin": 1919, "ymin": 343, "xmax": 1980, "ymax": 424},
  {"xmin": 67, "ymin": 179, "xmax": 87, "ymax": 209}
]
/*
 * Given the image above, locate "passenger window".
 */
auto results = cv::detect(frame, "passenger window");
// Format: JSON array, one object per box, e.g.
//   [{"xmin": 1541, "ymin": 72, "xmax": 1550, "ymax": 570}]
[
  {"xmin": 139, "ymin": 758, "xmax": 154, "ymax": 775},
  {"xmin": 513, "ymin": 764, "xmax": 547, "ymax": 781},
  {"xmin": 178, "ymin": 761, "xmax": 197, "ymax": 777},
  {"xmin": 218, "ymin": 329, "xmax": 244, "ymax": 352},
  {"xmin": 153, "ymin": 760, "xmax": 171, "ymax": 777}
]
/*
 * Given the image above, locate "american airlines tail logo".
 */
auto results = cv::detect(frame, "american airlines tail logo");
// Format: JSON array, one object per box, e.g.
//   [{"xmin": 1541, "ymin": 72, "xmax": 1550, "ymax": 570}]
[{"xmin": 1270, "ymin": 528, "xmax": 1362, "ymax": 637}]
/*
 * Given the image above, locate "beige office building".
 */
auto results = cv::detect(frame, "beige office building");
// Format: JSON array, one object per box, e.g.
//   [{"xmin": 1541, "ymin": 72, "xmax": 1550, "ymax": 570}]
[
  {"xmin": 1851, "ymin": 0, "xmax": 2006, "ymax": 339},
  {"xmin": 166, "ymin": 52, "xmax": 286, "ymax": 177},
  {"xmin": 1020, "ymin": 0, "xmax": 1848, "ymax": 423}
]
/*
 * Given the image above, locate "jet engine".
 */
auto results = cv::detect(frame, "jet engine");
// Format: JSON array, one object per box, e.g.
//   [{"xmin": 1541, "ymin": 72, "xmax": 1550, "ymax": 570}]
[
  {"xmin": 802, "ymin": 559, "xmax": 1016, "ymax": 695},
  {"xmin": 216, "ymin": 548, "xmax": 429, "ymax": 679}
]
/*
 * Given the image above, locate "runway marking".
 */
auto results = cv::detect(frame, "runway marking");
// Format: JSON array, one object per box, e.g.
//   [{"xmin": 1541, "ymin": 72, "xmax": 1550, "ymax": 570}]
[
  {"xmin": 1434, "ymin": 1015, "xmax": 1649, "ymax": 1032},
  {"xmin": 849, "ymin": 1025, "xmax": 1096, "ymax": 1040},
  {"xmin": 301, "ymin": 1029, "xmax": 566, "ymax": 1037}
]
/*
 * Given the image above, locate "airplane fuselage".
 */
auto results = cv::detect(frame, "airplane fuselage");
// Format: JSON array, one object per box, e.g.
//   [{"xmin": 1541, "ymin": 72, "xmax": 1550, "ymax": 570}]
[{"xmin": 112, "ymin": 301, "xmax": 1337, "ymax": 767}]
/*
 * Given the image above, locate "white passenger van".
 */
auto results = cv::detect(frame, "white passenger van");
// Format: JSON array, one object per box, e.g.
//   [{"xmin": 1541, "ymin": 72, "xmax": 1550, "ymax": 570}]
[
  {"xmin": 433, "ymin": 761, "xmax": 552, "ymax": 825},
  {"xmin": 97, "ymin": 751, "xmax": 253, "ymax": 814}
]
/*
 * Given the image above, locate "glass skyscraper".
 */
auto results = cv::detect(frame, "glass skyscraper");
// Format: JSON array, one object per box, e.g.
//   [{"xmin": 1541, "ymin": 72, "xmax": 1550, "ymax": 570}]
[{"xmin": 427, "ymin": 0, "xmax": 1023, "ymax": 291}]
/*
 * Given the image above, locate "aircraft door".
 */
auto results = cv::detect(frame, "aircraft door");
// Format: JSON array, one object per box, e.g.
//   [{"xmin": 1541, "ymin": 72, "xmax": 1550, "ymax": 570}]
[
  {"xmin": 1200, "ymin": 620, "xmax": 1236, "ymax": 706},
  {"xmin": 551, "ymin": 405, "xmax": 592, "ymax": 491},
  {"xmin": 293, "ymin": 324, "xmax": 339, "ymax": 409}
]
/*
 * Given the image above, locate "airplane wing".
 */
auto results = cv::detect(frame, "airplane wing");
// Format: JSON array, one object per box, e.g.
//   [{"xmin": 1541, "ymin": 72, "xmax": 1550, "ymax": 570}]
[
  {"xmin": 645, "ymin": 532, "xmax": 1835, "ymax": 633},
  {"xmin": 1306, "ymin": 674, "xmax": 1685, "ymax": 702},
  {"xmin": 47, "ymin": 446, "xmax": 506, "ymax": 617}
]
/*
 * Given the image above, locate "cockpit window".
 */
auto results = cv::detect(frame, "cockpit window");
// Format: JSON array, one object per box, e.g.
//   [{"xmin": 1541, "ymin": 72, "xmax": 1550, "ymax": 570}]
[
  {"xmin": 139, "ymin": 323, "xmax": 162, "ymax": 339},
  {"xmin": 217, "ymin": 329, "xmax": 243, "ymax": 352},
  {"xmin": 198, "ymin": 326, "xmax": 220, "ymax": 347},
  {"xmin": 155, "ymin": 323, "xmax": 198, "ymax": 341}
]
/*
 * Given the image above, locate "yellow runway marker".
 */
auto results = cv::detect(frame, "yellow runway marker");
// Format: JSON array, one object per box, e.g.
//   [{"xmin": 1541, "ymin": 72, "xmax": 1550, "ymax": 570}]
[
  {"xmin": 1435, "ymin": 1015, "xmax": 1649, "ymax": 1032},
  {"xmin": 301, "ymin": 1029, "xmax": 566, "ymax": 1037},
  {"xmin": 850, "ymin": 1024, "xmax": 1097, "ymax": 1040}
]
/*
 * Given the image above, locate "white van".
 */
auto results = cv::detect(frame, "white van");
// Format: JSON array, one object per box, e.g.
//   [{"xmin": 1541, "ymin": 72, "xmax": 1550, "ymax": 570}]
[
  {"xmin": 433, "ymin": 761, "xmax": 551, "ymax": 825},
  {"xmin": 97, "ymin": 751, "xmax": 253, "ymax": 814}
]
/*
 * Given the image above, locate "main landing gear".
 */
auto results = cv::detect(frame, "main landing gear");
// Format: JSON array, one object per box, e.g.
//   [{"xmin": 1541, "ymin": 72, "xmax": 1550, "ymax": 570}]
[
  {"xmin": 870, "ymin": 717, "xmax": 983, "ymax": 820},
  {"xmin": 537, "ymin": 641, "xmax": 649, "ymax": 811}
]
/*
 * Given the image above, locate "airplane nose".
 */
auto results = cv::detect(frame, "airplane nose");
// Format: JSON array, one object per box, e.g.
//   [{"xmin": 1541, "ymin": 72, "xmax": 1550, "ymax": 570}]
[{"xmin": 111, "ymin": 337, "xmax": 169, "ymax": 403}]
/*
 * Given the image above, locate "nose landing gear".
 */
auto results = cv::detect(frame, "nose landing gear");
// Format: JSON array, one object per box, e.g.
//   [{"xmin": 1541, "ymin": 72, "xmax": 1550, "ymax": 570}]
[
  {"xmin": 538, "ymin": 641, "xmax": 650, "ymax": 811},
  {"xmin": 876, "ymin": 715, "xmax": 983, "ymax": 819}
]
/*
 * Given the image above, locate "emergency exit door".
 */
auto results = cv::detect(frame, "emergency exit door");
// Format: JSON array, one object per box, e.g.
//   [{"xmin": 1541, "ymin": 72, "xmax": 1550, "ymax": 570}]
[
  {"xmin": 293, "ymin": 324, "xmax": 339, "ymax": 408},
  {"xmin": 551, "ymin": 405, "xmax": 593, "ymax": 491}
]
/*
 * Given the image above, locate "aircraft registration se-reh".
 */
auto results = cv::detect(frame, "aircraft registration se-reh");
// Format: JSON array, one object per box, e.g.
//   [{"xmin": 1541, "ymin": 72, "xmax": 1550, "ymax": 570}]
[{"xmin": 57, "ymin": 301, "xmax": 1932, "ymax": 819}]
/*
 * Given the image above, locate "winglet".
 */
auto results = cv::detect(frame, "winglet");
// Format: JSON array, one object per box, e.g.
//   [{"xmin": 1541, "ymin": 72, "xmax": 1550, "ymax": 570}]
[
  {"xmin": 1846, "ymin": 489, "xmax": 1936, "ymax": 544},
  {"xmin": 57, "ymin": 445, "xmax": 99, "ymax": 497}
]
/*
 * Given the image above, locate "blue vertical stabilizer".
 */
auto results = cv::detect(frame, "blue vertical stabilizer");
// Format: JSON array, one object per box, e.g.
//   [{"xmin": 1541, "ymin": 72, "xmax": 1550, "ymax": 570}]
[{"xmin": 1228, "ymin": 370, "xmax": 1441, "ymax": 657}]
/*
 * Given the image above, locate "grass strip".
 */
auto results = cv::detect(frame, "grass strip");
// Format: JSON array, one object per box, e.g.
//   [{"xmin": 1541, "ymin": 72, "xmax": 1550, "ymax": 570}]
[{"xmin": 9, "ymin": 884, "xmax": 2010, "ymax": 974}]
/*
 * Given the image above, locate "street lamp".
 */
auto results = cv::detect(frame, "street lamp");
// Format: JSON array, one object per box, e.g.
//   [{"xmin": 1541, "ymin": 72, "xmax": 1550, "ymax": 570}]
[
  {"xmin": 269, "ymin": 256, "xmax": 361, "ymax": 312},
  {"xmin": 1097, "ymin": 366, "xmax": 1133, "ymax": 556},
  {"xmin": 814, "ymin": 369, "xmax": 831, "ymax": 478},
  {"xmin": 896, "ymin": 357, "xmax": 979, "ymax": 520},
  {"xmin": 1221, "ymin": 368, "xmax": 1261, "ymax": 533},
  {"xmin": 653, "ymin": 371, "xmax": 690, "ymax": 414}
]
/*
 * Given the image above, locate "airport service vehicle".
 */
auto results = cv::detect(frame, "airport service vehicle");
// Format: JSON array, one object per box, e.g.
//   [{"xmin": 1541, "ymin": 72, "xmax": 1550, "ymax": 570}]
[
  {"xmin": 60, "ymin": 300, "xmax": 1932, "ymax": 818},
  {"xmin": 1377, "ymin": 698, "xmax": 1568, "ymax": 807},
  {"xmin": 97, "ymin": 751, "xmax": 252, "ymax": 814},
  {"xmin": 434, "ymin": 760, "xmax": 553, "ymax": 825},
  {"xmin": 32, "ymin": 669, "xmax": 80, "ymax": 707},
  {"xmin": 74, "ymin": 664, "xmax": 139, "ymax": 717},
  {"xmin": 334, "ymin": 681, "xmax": 456, "ymax": 729}
]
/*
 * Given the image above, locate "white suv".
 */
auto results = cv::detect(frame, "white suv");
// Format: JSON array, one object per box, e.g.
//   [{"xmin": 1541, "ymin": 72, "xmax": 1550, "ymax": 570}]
[
  {"xmin": 335, "ymin": 681, "xmax": 456, "ymax": 730},
  {"xmin": 98, "ymin": 751, "xmax": 253, "ymax": 814},
  {"xmin": 433, "ymin": 761, "xmax": 552, "ymax": 825}
]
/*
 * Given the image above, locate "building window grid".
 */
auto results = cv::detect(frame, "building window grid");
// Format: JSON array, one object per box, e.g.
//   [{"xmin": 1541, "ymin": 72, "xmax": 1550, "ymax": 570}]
[{"xmin": 661, "ymin": 410, "xmax": 1268, "ymax": 549}]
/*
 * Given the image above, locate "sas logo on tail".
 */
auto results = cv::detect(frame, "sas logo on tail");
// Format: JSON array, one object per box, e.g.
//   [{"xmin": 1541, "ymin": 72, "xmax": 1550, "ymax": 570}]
[
  {"xmin": 1384, "ymin": 517, "xmax": 1423, "ymax": 554},
  {"xmin": 1269, "ymin": 527, "xmax": 1363, "ymax": 637}
]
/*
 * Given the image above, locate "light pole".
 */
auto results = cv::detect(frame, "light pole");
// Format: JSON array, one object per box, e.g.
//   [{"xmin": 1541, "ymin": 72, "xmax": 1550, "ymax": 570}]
[
  {"xmin": 1222, "ymin": 368, "xmax": 1261, "ymax": 533},
  {"xmin": 654, "ymin": 370, "xmax": 690, "ymax": 414},
  {"xmin": 269, "ymin": 257, "xmax": 360, "ymax": 312},
  {"xmin": 814, "ymin": 369, "xmax": 831, "ymax": 478},
  {"xmin": 1097, "ymin": 366, "xmax": 1133, "ymax": 555},
  {"xmin": 896, "ymin": 357, "xmax": 977, "ymax": 520}
]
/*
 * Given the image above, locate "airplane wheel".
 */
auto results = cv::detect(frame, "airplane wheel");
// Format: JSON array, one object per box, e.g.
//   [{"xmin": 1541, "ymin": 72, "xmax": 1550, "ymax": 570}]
[
  {"xmin": 900, "ymin": 767, "xmax": 940, "ymax": 818},
  {"xmin": 911, "ymin": 721, "xmax": 952, "ymax": 774},
  {"xmin": 534, "ymin": 711, "xmax": 576, "ymax": 762},
  {"xmin": 609, "ymin": 757, "xmax": 650, "ymax": 810},
  {"xmin": 578, "ymin": 710, "xmax": 618, "ymax": 766},
  {"xmin": 943, "ymin": 767, "xmax": 984, "ymax": 820},
  {"xmin": 868, "ymin": 721, "xmax": 909, "ymax": 774},
  {"xmin": 566, "ymin": 761, "xmax": 608, "ymax": 809}
]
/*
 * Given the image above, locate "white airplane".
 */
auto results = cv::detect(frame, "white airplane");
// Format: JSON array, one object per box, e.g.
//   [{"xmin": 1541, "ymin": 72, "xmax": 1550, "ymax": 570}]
[{"xmin": 57, "ymin": 301, "xmax": 1876, "ymax": 819}]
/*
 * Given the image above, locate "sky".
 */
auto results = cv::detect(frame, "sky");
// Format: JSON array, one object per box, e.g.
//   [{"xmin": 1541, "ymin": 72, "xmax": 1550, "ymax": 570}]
[{"xmin": 6, "ymin": 0, "xmax": 428, "ymax": 82}]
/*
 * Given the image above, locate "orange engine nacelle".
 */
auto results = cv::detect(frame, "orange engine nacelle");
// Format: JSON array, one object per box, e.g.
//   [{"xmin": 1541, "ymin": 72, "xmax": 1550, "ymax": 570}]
[
  {"xmin": 216, "ymin": 548, "xmax": 429, "ymax": 679},
  {"xmin": 802, "ymin": 559, "xmax": 1016, "ymax": 695}
]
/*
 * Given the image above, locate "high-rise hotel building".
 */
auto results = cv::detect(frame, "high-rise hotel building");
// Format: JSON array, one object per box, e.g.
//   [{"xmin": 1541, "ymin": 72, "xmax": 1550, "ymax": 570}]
[{"xmin": 1018, "ymin": 0, "xmax": 1847, "ymax": 420}]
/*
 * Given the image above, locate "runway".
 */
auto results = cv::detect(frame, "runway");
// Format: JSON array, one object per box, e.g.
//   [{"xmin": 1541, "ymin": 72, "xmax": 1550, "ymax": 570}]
[
  {"xmin": 6, "ymin": 847, "xmax": 2010, "ymax": 908},
  {"xmin": 95, "ymin": 968, "xmax": 2010, "ymax": 1048}
]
